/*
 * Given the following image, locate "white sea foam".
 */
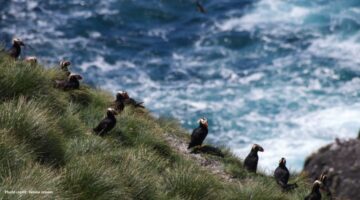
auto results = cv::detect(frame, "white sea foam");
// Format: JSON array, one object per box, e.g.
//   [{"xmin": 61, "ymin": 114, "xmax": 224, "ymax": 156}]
[
  {"xmin": 307, "ymin": 34, "xmax": 360, "ymax": 67},
  {"xmin": 216, "ymin": 0, "xmax": 311, "ymax": 32}
]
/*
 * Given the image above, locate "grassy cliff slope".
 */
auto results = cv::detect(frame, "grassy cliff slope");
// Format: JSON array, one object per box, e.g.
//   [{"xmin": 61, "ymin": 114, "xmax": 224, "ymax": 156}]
[{"xmin": 0, "ymin": 55, "xmax": 315, "ymax": 200}]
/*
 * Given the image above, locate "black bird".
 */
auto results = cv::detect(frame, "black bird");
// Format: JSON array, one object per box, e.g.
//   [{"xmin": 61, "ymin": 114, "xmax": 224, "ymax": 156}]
[
  {"xmin": 60, "ymin": 60, "xmax": 71, "ymax": 76},
  {"xmin": 195, "ymin": 1, "xmax": 206, "ymax": 13},
  {"xmin": 121, "ymin": 91, "xmax": 145, "ymax": 108},
  {"xmin": 244, "ymin": 144, "xmax": 264, "ymax": 173},
  {"xmin": 188, "ymin": 117, "xmax": 208, "ymax": 149},
  {"xmin": 55, "ymin": 73, "xmax": 83, "ymax": 90},
  {"xmin": 274, "ymin": 157, "xmax": 298, "ymax": 191},
  {"xmin": 7, "ymin": 38, "xmax": 25, "ymax": 59},
  {"xmin": 319, "ymin": 173, "xmax": 332, "ymax": 199},
  {"xmin": 114, "ymin": 91, "xmax": 126, "ymax": 112},
  {"xmin": 305, "ymin": 180, "xmax": 322, "ymax": 200},
  {"xmin": 93, "ymin": 108, "xmax": 118, "ymax": 136}
]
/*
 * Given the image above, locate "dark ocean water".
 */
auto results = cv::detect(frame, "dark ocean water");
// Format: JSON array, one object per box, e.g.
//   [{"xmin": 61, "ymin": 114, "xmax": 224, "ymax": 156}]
[{"xmin": 2, "ymin": 0, "xmax": 360, "ymax": 172}]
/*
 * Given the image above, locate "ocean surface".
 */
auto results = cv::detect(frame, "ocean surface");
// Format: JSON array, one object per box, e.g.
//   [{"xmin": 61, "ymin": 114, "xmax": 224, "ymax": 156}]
[{"xmin": 1, "ymin": 0, "xmax": 360, "ymax": 172}]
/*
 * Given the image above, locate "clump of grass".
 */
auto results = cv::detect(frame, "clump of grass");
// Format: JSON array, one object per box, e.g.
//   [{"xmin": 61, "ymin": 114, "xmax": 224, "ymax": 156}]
[
  {"xmin": 0, "ymin": 60, "xmax": 54, "ymax": 100},
  {"xmin": 61, "ymin": 155, "xmax": 126, "ymax": 200},
  {"xmin": 0, "ymin": 130, "xmax": 33, "ymax": 182},
  {"xmin": 1, "ymin": 162, "xmax": 62, "ymax": 200},
  {"xmin": 165, "ymin": 162, "xmax": 220, "ymax": 200},
  {"xmin": 0, "ymin": 97, "xmax": 65, "ymax": 166},
  {"xmin": 57, "ymin": 103, "xmax": 87, "ymax": 138}
]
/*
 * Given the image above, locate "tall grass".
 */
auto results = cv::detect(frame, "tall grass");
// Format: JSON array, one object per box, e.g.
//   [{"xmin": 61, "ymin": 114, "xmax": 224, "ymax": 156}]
[{"xmin": 0, "ymin": 55, "xmax": 314, "ymax": 200}]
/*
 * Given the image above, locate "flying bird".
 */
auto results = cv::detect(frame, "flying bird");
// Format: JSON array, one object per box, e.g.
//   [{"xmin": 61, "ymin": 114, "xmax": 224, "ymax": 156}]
[
  {"xmin": 195, "ymin": 1, "xmax": 206, "ymax": 13},
  {"xmin": 304, "ymin": 180, "xmax": 322, "ymax": 200},
  {"xmin": 274, "ymin": 157, "xmax": 298, "ymax": 191},
  {"xmin": 244, "ymin": 144, "xmax": 264, "ymax": 173},
  {"xmin": 55, "ymin": 73, "xmax": 83, "ymax": 90},
  {"xmin": 93, "ymin": 108, "xmax": 118, "ymax": 136},
  {"xmin": 7, "ymin": 38, "xmax": 25, "ymax": 59},
  {"xmin": 121, "ymin": 91, "xmax": 145, "ymax": 108},
  {"xmin": 60, "ymin": 60, "xmax": 71, "ymax": 76},
  {"xmin": 188, "ymin": 117, "xmax": 208, "ymax": 149}
]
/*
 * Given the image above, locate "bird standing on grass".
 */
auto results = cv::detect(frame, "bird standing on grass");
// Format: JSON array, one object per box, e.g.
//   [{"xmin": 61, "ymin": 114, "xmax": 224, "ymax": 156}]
[
  {"xmin": 55, "ymin": 73, "xmax": 83, "ymax": 90},
  {"xmin": 244, "ymin": 144, "xmax": 264, "ymax": 173},
  {"xmin": 188, "ymin": 117, "xmax": 208, "ymax": 149},
  {"xmin": 7, "ymin": 38, "xmax": 25, "ymax": 59},
  {"xmin": 274, "ymin": 157, "xmax": 298, "ymax": 191},
  {"xmin": 93, "ymin": 108, "xmax": 118, "ymax": 136},
  {"xmin": 305, "ymin": 180, "xmax": 322, "ymax": 200},
  {"xmin": 319, "ymin": 173, "xmax": 332, "ymax": 199},
  {"xmin": 114, "ymin": 91, "xmax": 126, "ymax": 112},
  {"xmin": 60, "ymin": 60, "xmax": 71, "ymax": 76},
  {"xmin": 121, "ymin": 91, "xmax": 145, "ymax": 108}
]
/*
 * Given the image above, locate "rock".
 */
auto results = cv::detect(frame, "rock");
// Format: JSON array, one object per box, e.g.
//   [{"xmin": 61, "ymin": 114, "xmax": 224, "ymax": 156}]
[{"xmin": 303, "ymin": 139, "xmax": 360, "ymax": 200}]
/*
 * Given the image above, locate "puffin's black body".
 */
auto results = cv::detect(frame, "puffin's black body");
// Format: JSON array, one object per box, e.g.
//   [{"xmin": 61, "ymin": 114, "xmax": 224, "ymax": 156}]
[
  {"xmin": 305, "ymin": 181, "xmax": 322, "ymax": 200},
  {"xmin": 7, "ymin": 38, "xmax": 25, "ymax": 59},
  {"xmin": 188, "ymin": 118, "xmax": 208, "ymax": 149},
  {"xmin": 124, "ymin": 98, "xmax": 144, "ymax": 108},
  {"xmin": 120, "ymin": 91, "xmax": 144, "ymax": 108},
  {"xmin": 114, "ymin": 92, "xmax": 125, "ymax": 112},
  {"xmin": 244, "ymin": 144, "xmax": 264, "ymax": 173},
  {"xmin": 93, "ymin": 108, "xmax": 117, "ymax": 136},
  {"xmin": 274, "ymin": 158, "xmax": 298, "ymax": 191},
  {"xmin": 55, "ymin": 74, "xmax": 82, "ymax": 90}
]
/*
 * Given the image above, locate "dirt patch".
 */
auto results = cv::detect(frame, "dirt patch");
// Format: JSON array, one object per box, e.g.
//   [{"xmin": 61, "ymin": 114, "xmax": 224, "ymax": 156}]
[{"xmin": 164, "ymin": 133, "xmax": 237, "ymax": 183}]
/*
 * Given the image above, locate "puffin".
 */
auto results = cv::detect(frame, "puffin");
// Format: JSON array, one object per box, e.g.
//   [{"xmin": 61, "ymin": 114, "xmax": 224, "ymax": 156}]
[
  {"xmin": 121, "ymin": 91, "xmax": 145, "ymax": 108},
  {"xmin": 188, "ymin": 117, "xmax": 208, "ymax": 149},
  {"xmin": 114, "ymin": 91, "xmax": 126, "ymax": 112},
  {"xmin": 304, "ymin": 180, "xmax": 322, "ymax": 200},
  {"xmin": 60, "ymin": 60, "xmax": 71, "ymax": 76},
  {"xmin": 93, "ymin": 108, "xmax": 118, "ymax": 136},
  {"xmin": 274, "ymin": 157, "xmax": 298, "ymax": 191},
  {"xmin": 319, "ymin": 173, "xmax": 332, "ymax": 198},
  {"xmin": 55, "ymin": 73, "xmax": 83, "ymax": 90},
  {"xmin": 244, "ymin": 144, "xmax": 264, "ymax": 173},
  {"xmin": 195, "ymin": 1, "xmax": 206, "ymax": 13},
  {"xmin": 25, "ymin": 56, "xmax": 37, "ymax": 65},
  {"xmin": 7, "ymin": 38, "xmax": 25, "ymax": 59}
]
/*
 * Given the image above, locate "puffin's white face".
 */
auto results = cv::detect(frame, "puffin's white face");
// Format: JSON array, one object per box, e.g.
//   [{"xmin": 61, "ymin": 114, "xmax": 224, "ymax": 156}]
[
  {"xmin": 107, "ymin": 108, "xmax": 118, "ymax": 115},
  {"xmin": 60, "ymin": 61, "xmax": 71, "ymax": 67},
  {"xmin": 117, "ymin": 91, "xmax": 129, "ymax": 98},
  {"xmin": 198, "ymin": 117, "xmax": 208, "ymax": 127},
  {"xmin": 313, "ymin": 180, "xmax": 323, "ymax": 188},
  {"xmin": 13, "ymin": 38, "xmax": 25, "ymax": 46},
  {"xmin": 279, "ymin": 158, "xmax": 286, "ymax": 165}
]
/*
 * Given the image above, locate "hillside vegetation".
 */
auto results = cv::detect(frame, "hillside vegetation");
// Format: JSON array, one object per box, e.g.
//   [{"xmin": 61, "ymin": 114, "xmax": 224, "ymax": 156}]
[{"xmin": 0, "ymin": 54, "xmax": 315, "ymax": 200}]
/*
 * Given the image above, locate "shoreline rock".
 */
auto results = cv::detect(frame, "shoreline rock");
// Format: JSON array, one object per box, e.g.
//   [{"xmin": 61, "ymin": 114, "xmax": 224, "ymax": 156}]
[{"xmin": 303, "ymin": 138, "xmax": 360, "ymax": 200}]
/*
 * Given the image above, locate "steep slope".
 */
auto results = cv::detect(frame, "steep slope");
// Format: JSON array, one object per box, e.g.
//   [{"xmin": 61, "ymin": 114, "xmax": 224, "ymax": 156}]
[{"xmin": 0, "ymin": 55, "xmax": 312, "ymax": 200}]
